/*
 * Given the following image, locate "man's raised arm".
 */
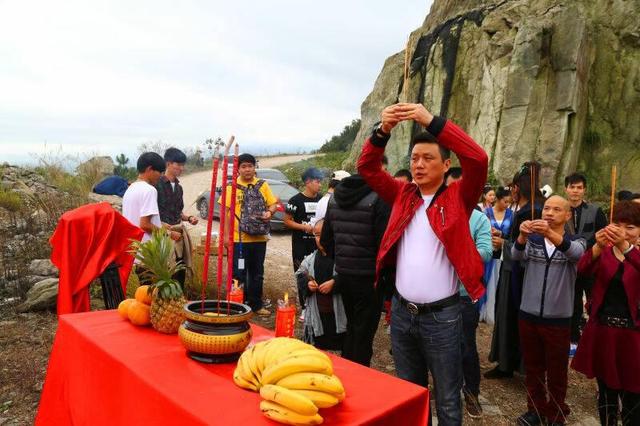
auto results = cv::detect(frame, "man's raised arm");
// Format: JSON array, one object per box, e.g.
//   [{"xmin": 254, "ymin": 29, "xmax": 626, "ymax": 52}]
[
  {"xmin": 394, "ymin": 103, "xmax": 488, "ymax": 213},
  {"xmin": 357, "ymin": 106, "xmax": 406, "ymax": 205}
]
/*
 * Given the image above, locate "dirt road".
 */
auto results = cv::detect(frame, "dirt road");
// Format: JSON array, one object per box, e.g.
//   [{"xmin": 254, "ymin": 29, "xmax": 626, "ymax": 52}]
[
  {"xmin": 180, "ymin": 153, "xmax": 315, "ymax": 218},
  {"xmin": 178, "ymin": 153, "xmax": 311, "ymax": 305}
]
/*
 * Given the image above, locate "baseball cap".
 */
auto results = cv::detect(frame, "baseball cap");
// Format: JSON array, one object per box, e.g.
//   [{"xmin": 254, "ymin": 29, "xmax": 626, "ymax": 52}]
[
  {"xmin": 331, "ymin": 170, "xmax": 351, "ymax": 181},
  {"xmin": 302, "ymin": 167, "xmax": 324, "ymax": 182}
]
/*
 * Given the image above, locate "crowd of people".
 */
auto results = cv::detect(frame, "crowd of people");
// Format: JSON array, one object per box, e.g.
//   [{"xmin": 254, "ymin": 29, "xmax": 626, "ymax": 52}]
[{"xmin": 117, "ymin": 102, "xmax": 640, "ymax": 426}]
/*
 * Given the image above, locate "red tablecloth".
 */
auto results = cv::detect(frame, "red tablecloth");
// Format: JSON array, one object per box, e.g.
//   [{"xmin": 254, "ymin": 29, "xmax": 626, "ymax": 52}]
[{"xmin": 36, "ymin": 311, "xmax": 429, "ymax": 425}]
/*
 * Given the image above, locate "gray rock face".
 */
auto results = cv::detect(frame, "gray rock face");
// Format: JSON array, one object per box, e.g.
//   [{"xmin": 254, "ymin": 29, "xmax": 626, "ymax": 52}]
[
  {"xmin": 15, "ymin": 278, "xmax": 59, "ymax": 313},
  {"xmin": 76, "ymin": 156, "xmax": 114, "ymax": 179},
  {"xmin": 347, "ymin": 0, "xmax": 640, "ymax": 191},
  {"xmin": 28, "ymin": 259, "xmax": 58, "ymax": 277}
]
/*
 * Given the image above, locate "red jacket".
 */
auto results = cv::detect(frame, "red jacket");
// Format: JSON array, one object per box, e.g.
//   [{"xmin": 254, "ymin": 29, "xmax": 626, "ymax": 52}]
[
  {"xmin": 571, "ymin": 247, "xmax": 640, "ymax": 392},
  {"xmin": 357, "ymin": 117, "xmax": 488, "ymax": 300},
  {"xmin": 577, "ymin": 247, "xmax": 640, "ymax": 328}
]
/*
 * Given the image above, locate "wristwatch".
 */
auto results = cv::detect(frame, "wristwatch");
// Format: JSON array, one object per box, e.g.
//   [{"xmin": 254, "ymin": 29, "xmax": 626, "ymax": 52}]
[{"xmin": 372, "ymin": 121, "xmax": 389, "ymax": 138}]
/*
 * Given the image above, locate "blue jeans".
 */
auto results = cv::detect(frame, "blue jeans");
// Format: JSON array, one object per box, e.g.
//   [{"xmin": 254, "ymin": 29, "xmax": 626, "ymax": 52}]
[
  {"xmin": 233, "ymin": 242, "xmax": 266, "ymax": 311},
  {"xmin": 460, "ymin": 296, "xmax": 480, "ymax": 397},
  {"xmin": 391, "ymin": 294, "xmax": 463, "ymax": 426}
]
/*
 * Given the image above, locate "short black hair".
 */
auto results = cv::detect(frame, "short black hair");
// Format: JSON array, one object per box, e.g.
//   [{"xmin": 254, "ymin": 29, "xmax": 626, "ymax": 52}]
[
  {"xmin": 633, "ymin": 193, "xmax": 640, "ymax": 200},
  {"xmin": 618, "ymin": 190, "xmax": 634, "ymax": 201},
  {"xmin": 564, "ymin": 172, "xmax": 587, "ymax": 188},
  {"xmin": 238, "ymin": 153, "xmax": 256, "ymax": 166},
  {"xmin": 394, "ymin": 169, "xmax": 412, "ymax": 181},
  {"xmin": 164, "ymin": 147, "xmax": 187, "ymax": 163},
  {"xmin": 444, "ymin": 167, "xmax": 462, "ymax": 181},
  {"xmin": 382, "ymin": 155, "xmax": 389, "ymax": 166},
  {"xmin": 410, "ymin": 131, "xmax": 451, "ymax": 160},
  {"xmin": 328, "ymin": 179, "xmax": 341, "ymax": 189},
  {"xmin": 136, "ymin": 152, "xmax": 166, "ymax": 173},
  {"xmin": 495, "ymin": 186, "xmax": 511, "ymax": 200}
]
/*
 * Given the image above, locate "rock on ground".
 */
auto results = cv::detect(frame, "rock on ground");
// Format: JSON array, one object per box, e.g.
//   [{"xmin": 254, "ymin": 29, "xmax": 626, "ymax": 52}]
[
  {"xmin": 88, "ymin": 193, "xmax": 122, "ymax": 212},
  {"xmin": 15, "ymin": 278, "xmax": 58, "ymax": 313},
  {"xmin": 28, "ymin": 259, "xmax": 58, "ymax": 277}
]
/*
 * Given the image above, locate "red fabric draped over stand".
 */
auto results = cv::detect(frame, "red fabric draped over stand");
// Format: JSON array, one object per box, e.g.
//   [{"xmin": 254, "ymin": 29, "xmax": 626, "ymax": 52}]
[
  {"xmin": 36, "ymin": 311, "xmax": 430, "ymax": 425},
  {"xmin": 50, "ymin": 202, "xmax": 144, "ymax": 314}
]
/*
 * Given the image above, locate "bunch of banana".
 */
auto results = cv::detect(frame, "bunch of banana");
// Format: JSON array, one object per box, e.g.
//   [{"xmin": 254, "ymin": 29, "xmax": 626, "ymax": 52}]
[{"xmin": 232, "ymin": 337, "xmax": 346, "ymax": 425}]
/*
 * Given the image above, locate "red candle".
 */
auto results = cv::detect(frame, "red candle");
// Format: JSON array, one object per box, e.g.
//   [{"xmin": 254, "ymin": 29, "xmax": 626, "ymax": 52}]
[
  {"xmin": 228, "ymin": 280, "xmax": 244, "ymax": 304},
  {"xmin": 275, "ymin": 293, "xmax": 296, "ymax": 337}
]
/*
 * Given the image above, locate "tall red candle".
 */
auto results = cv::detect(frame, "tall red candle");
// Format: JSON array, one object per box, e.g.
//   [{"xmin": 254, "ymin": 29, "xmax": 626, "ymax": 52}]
[
  {"xmin": 228, "ymin": 280, "xmax": 244, "ymax": 304},
  {"xmin": 275, "ymin": 293, "xmax": 296, "ymax": 337},
  {"xmin": 201, "ymin": 146, "xmax": 220, "ymax": 313},
  {"xmin": 226, "ymin": 143, "xmax": 239, "ymax": 314},
  {"xmin": 216, "ymin": 137, "xmax": 235, "ymax": 313}
]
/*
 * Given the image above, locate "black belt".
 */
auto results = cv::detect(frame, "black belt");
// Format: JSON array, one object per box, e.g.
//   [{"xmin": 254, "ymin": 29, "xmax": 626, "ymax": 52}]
[
  {"xmin": 397, "ymin": 293, "xmax": 460, "ymax": 315},
  {"xmin": 598, "ymin": 314, "xmax": 638, "ymax": 330}
]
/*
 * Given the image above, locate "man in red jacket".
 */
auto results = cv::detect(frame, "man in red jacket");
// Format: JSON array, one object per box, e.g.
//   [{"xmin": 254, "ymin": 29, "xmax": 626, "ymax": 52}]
[{"xmin": 358, "ymin": 103, "xmax": 488, "ymax": 426}]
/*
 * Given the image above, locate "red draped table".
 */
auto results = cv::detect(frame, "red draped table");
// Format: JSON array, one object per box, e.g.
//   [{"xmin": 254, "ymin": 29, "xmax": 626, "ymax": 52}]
[{"xmin": 36, "ymin": 310, "xmax": 429, "ymax": 425}]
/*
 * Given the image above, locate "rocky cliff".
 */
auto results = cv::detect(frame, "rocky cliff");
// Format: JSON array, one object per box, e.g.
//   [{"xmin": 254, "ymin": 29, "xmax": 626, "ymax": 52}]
[{"xmin": 347, "ymin": 0, "xmax": 640, "ymax": 191}]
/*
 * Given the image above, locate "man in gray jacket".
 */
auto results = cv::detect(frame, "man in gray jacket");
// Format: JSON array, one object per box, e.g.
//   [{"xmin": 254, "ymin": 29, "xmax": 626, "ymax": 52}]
[{"xmin": 512, "ymin": 195, "xmax": 586, "ymax": 426}]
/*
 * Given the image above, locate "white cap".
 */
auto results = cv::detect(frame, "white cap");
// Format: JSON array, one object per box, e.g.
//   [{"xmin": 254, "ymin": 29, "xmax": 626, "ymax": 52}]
[
  {"xmin": 331, "ymin": 170, "xmax": 351, "ymax": 181},
  {"xmin": 540, "ymin": 184, "xmax": 554, "ymax": 198}
]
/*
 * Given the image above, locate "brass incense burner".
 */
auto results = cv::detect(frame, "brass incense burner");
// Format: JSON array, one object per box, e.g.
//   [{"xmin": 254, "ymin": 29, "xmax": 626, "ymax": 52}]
[{"xmin": 179, "ymin": 300, "xmax": 253, "ymax": 363}]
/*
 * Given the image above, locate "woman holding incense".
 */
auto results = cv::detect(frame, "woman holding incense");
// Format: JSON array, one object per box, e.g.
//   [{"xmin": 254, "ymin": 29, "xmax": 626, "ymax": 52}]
[
  {"xmin": 480, "ymin": 186, "xmax": 513, "ymax": 324},
  {"xmin": 487, "ymin": 164, "xmax": 544, "ymax": 379},
  {"xmin": 572, "ymin": 201, "xmax": 640, "ymax": 426}
]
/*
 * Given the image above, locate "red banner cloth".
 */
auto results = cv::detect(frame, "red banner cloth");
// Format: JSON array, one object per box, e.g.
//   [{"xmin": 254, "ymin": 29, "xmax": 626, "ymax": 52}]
[
  {"xmin": 36, "ymin": 311, "xmax": 430, "ymax": 425},
  {"xmin": 50, "ymin": 202, "xmax": 144, "ymax": 315}
]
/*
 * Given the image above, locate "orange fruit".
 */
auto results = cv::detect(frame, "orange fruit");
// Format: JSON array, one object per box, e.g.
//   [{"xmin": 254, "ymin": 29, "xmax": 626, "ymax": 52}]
[
  {"xmin": 117, "ymin": 298, "xmax": 135, "ymax": 320},
  {"xmin": 135, "ymin": 285, "xmax": 152, "ymax": 305},
  {"xmin": 128, "ymin": 301, "xmax": 151, "ymax": 326}
]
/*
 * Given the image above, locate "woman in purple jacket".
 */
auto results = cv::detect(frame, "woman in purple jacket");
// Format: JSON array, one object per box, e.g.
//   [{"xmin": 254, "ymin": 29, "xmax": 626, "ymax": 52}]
[{"xmin": 572, "ymin": 201, "xmax": 640, "ymax": 426}]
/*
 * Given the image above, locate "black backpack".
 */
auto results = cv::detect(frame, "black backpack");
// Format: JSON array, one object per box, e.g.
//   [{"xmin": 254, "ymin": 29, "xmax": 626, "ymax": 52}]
[{"xmin": 237, "ymin": 180, "xmax": 270, "ymax": 236}]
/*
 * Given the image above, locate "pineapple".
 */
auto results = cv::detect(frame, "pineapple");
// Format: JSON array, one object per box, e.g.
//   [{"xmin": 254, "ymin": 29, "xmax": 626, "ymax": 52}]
[{"xmin": 130, "ymin": 230, "xmax": 187, "ymax": 334}]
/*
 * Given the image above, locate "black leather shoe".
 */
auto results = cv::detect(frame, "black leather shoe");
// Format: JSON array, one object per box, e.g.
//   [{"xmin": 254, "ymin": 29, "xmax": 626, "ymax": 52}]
[
  {"xmin": 516, "ymin": 411, "xmax": 545, "ymax": 426},
  {"xmin": 483, "ymin": 366, "xmax": 513, "ymax": 379}
]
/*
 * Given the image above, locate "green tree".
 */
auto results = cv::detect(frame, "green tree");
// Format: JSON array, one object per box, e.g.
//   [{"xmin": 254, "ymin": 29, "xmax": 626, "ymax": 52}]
[
  {"xmin": 114, "ymin": 154, "xmax": 137, "ymax": 181},
  {"xmin": 319, "ymin": 119, "xmax": 361, "ymax": 153}
]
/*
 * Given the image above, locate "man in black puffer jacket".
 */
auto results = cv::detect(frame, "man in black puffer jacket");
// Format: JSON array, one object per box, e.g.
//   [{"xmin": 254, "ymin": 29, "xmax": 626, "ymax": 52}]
[{"xmin": 320, "ymin": 174, "xmax": 390, "ymax": 366}]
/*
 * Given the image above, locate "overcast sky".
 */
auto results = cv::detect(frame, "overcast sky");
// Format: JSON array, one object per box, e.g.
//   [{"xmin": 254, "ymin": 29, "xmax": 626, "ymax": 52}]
[{"xmin": 0, "ymin": 0, "xmax": 432, "ymax": 165}]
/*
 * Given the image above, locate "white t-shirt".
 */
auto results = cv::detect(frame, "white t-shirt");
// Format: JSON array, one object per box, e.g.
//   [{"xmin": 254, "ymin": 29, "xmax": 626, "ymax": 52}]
[
  {"xmin": 122, "ymin": 181, "xmax": 162, "ymax": 242},
  {"xmin": 396, "ymin": 195, "xmax": 458, "ymax": 304},
  {"xmin": 544, "ymin": 238, "xmax": 556, "ymax": 258},
  {"xmin": 310, "ymin": 193, "xmax": 331, "ymax": 227}
]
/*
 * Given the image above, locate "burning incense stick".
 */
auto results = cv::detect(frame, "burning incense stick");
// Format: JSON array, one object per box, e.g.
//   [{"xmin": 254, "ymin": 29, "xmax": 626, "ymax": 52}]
[
  {"xmin": 403, "ymin": 37, "xmax": 410, "ymax": 102},
  {"xmin": 530, "ymin": 163, "xmax": 536, "ymax": 221},
  {"xmin": 201, "ymin": 145, "xmax": 220, "ymax": 313},
  {"xmin": 226, "ymin": 143, "xmax": 239, "ymax": 314},
  {"xmin": 216, "ymin": 136, "xmax": 235, "ymax": 313},
  {"xmin": 610, "ymin": 165, "xmax": 617, "ymax": 223}
]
